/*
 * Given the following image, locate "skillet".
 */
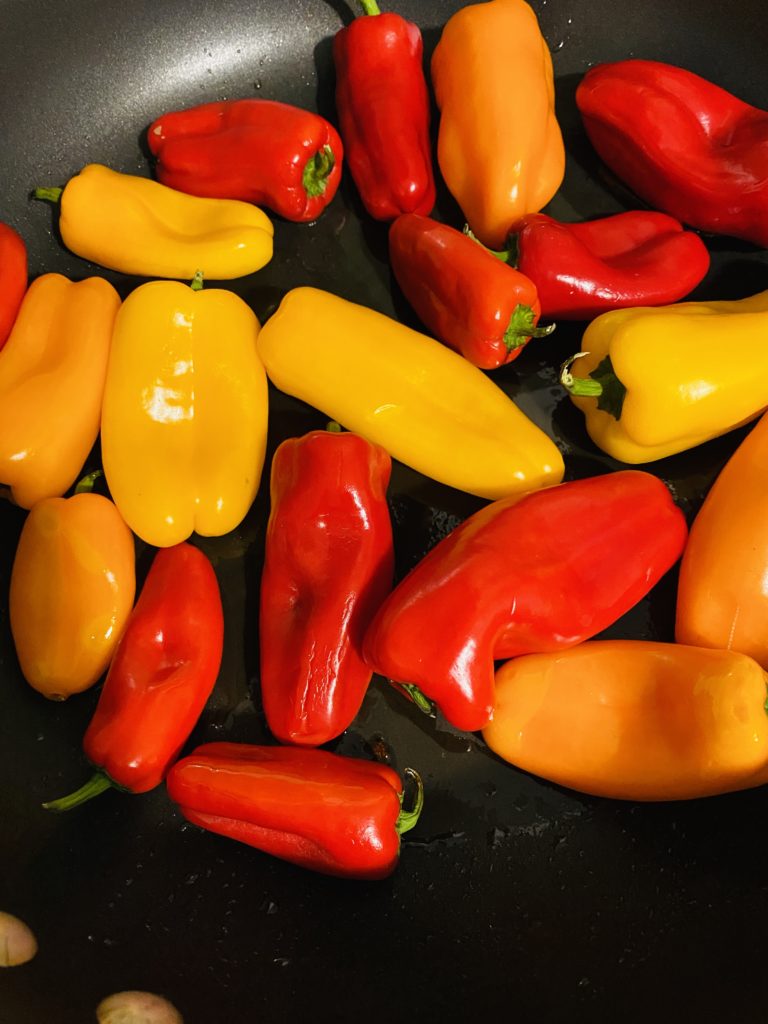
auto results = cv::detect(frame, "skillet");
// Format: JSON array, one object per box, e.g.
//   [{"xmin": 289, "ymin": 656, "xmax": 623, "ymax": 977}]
[{"xmin": 2, "ymin": 1, "xmax": 768, "ymax": 1020}]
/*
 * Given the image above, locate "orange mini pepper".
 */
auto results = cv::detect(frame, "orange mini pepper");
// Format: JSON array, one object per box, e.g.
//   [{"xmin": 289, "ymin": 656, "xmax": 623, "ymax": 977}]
[
  {"xmin": 0, "ymin": 273, "xmax": 120, "ymax": 509},
  {"xmin": 676, "ymin": 412, "xmax": 768, "ymax": 668},
  {"xmin": 483, "ymin": 641, "xmax": 768, "ymax": 801},
  {"xmin": 9, "ymin": 487, "xmax": 136, "ymax": 700},
  {"xmin": 431, "ymin": 0, "xmax": 565, "ymax": 249}
]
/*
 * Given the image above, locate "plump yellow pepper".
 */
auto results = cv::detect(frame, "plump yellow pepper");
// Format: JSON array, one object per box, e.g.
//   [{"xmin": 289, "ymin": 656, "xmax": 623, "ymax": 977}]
[
  {"xmin": 562, "ymin": 291, "xmax": 768, "ymax": 463},
  {"xmin": 0, "ymin": 273, "xmax": 120, "ymax": 509},
  {"xmin": 101, "ymin": 276, "xmax": 268, "ymax": 548},
  {"xmin": 256, "ymin": 287, "xmax": 564, "ymax": 499},
  {"xmin": 34, "ymin": 164, "xmax": 273, "ymax": 280}
]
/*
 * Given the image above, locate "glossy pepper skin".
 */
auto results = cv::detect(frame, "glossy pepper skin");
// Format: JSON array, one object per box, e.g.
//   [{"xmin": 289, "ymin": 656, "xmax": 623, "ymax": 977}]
[
  {"xmin": 101, "ymin": 278, "xmax": 268, "ymax": 548},
  {"xmin": 389, "ymin": 214, "xmax": 552, "ymax": 370},
  {"xmin": 576, "ymin": 60, "xmax": 768, "ymax": 247},
  {"xmin": 431, "ymin": 0, "xmax": 565, "ymax": 249},
  {"xmin": 484, "ymin": 642, "xmax": 768, "ymax": 801},
  {"xmin": 0, "ymin": 273, "xmax": 119, "ymax": 509},
  {"xmin": 676, "ymin": 412, "xmax": 768, "ymax": 669},
  {"xmin": 44, "ymin": 544, "xmax": 224, "ymax": 811},
  {"xmin": 147, "ymin": 99, "xmax": 343, "ymax": 223},
  {"xmin": 364, "ymin": 471, "xmax": 688, "ymax": 732},
  {"xmin": 562, "ymin": 290, "xmax": 768, "ymax": 464},
  {"xmin": 256, "ymin": 287, "xmax": 564, "ymax": 500},
  {"xmin": 9, "ymin": 490, "xmax": 135, "ymax": 701},
  {"xmin": 166, "ymin": 743, "xmax": 423, "ymax": 879},
  {"xmin": 333, "ymin": 1, "xmax": 435, "ymax": 221},
  {"xmin": 514, "ymin": 211, "xmax": 710, "ymax": 320},
  {"xmin": 34, "ymin": 163, "xmax": 273, "ymax": 280},
  {"xmin": 260, "ymin": 430, "xmax": 394, "ymax": 746},
  {"xmin": 0, "ymin": 222, "xmax": 27, "ymax": 351}
]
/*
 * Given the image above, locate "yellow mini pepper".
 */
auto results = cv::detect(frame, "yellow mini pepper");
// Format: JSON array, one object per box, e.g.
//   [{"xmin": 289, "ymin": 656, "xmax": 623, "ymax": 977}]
[
  {"xmin": 101, "ymin": 275, "xmax": 268, "ymax": 548},
  {"xmin": 561, "ymin": 290, "xmax": 768, "ymax": 463},
  {"xmin": 34, "ymin": 163, "xmax": 273, "ymax": 280},
  {"xmin": 0, "ymin": 273, "xmax": 119, "ymax": 509},
  {"xmin": 10, "ymin": 488, "xmax": 135, "ymax": 700},
  {"xmin": 256, "ymin": 287, "xmax": 564, "ymax": 499}
]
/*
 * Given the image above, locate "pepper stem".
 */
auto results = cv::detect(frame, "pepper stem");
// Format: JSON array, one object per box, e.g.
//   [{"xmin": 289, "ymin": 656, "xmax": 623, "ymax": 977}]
[
  {"xmin": 462, "ymin": 224, "xmax": 516, "ymax": 265},
  {"xmin": 302, "ymin": 145, "xmax": 335, "ymax": 199},
  {"xmin": 32, "ymin": 186, "xmax": 63, "ymax": 204},
  {"xmin": 357, "ymin": 0, "xmax": 381, "ymax": 14},
  {"xmin": 42, "ymin": 772, "xmax": 114, "ymax": 813},
  {"xmin": 396, "ymin": 768, "xmax": 424, "ymax": 835},
  {"xmin": 74, "ymin": 469, "xmax": 104, "ymax": 494},
  {"xmin": 190, "ymin": 270, "xmax": 204, "ymax": 291},
  {"xmin": 504, "ymin": 304, "xmax": 556, "ymax": 350},
  {"xmin": 560, "ymin": 352, "xmax": 627, "ymax": 419},
  {"xmin": 560, "ymin": 352, "xmax": 603, "ymax": 396},
  {"xmin": 326, "ymin": 420, "xmax": 343, "ymax": 433},
  {"xmin": 392, "ymin": 682, "xmax": 435, "ymax": 717}
]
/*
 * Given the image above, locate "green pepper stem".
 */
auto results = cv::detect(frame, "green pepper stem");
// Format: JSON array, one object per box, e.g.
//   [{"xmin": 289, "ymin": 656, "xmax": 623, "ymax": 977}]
[
  {"xmin": 561, "ymin": 352, "xmax": 627, "ymax": 419},
  {"xmin": 190, "ymin": 270, "xmax": 204, "ymax": 291},
  {"xmin": 396, "ymin": 768, "xmax": 424, "ymax": 835},
  {"xmin": 32, "ymin": 186, "xmax": 63, "ymax": 204},
  {"xmin": 326, "ymin": 420, "xmax": 343, "ymax": 433},
  {"xmin": 42, "ymin": 772, "xmax": 114, "ymax": 813},
  {"xmin": 560, "ymin": 352, "xmax": 603, "ymax": 396},
  {"xmin": 74, "ymin": 469, "xmax": 104, "ymax": 495},
  {"xmin": 393, "ymin": 682, "xmax": 435, "ymax": 717},
  {"xmin": 504, "ymin": 304, "xmax": 556, "ymax": 350},
  {"xmin": 358, "ymin": 0, "xmax": 381, "ymax": 14},
  {"xmin": 302, "ymin": 145, "xmax": 335, "ymax": 199},
  {"xmin": 462, "ymin": 224, "xmax": 517, "ymax": 266}
]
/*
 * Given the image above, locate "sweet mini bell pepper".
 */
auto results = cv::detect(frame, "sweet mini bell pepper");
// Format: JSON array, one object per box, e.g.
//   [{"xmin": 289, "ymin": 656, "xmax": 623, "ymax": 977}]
[
  {"xmin": 431, "ymin": 0, "xmax": 565, "ymax": 249},
  {"xmin": 576, "ymin": 60, "xmax": 768, "ymax": 247},
  {"xmin": 33, "ymin": 163, "xmax": 273, "ymax": 279},
  {"xmin": 43, "ymin": 543, "xmax": 224, "ymax": 810},
  {"xmin": 256, "ymin": 287, "xmax": 564, "ymax": 500},
  {"xmin": 260, "ymin": 428, "xmax": 394, "ymax": 746},
  {"xmin": 676, "ymin": 412, "xmax": 768, "ymax": 669},
  {"xmin": 389, "ymin": 214, "xmax": 553, "ymax": 370},
  {"xmin": 9, "ymin": 485, "xmax": 135, "ymax": 701},
  {"xmin": 101, "ymin": 275, "xmax": 268, "ymax": 548},
  {"xmin": 561, "ymin": 290, "xmax": 768, "ymax": 464},
  {"xmin": 363, "ymin": 471, "xmax": 688, "ymax": 732},
  {"xmin": 166, "ymin": 743, "xmax": 424, "ymax": 879},
  {"xmin": 0, "ymin": 222, "xmax": 27, "ymax": 351},
  {"xmin": 147, "ymin": 99, "xmax": 343, "ymax": 223},
  {"xmin": 0, "ymin": 273, "xmax": 119, "ymax": 509},
  {"xmin": 513, "ymin": 211, "xmax": 711, "ymax": 320},
  {"xmin": 333, "ymin": 0, "xmax": 435, "ymax": 220},
  {"xmin": 484, "ymin": 641, "xmax": 768, "ymax": 801}
]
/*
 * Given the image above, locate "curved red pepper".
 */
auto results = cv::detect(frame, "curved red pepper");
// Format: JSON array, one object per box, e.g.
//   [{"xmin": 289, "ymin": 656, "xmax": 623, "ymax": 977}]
[
  {"xmin": 576, "ymin": 59, "xmax": 768, "ymax": 246},
  {"xmin": 166, "ymin": 743, "xmax": 424, "ymax": 879},
  {"xmin": 514, "ymin": 211, "xmax": 711, "ymax": 320},
  {"xmin": 44, "ymin": 543, "xmax": 224, "ymax": 810},
  {"xmin": 364, "ymin": 471, "xmax": 688, "ymax": 732},
  {"xmin": 389, "ymin": 214, "xmax": 552, "ymax": 370},
  {"xmin": 259, "ymin": 428, "xmax": 394, "ymax": 746},
  {"xmin": 333, "ymin": 1, "xmax": 436, "ymax": 221},
  {"xmin": 0, "ymin": 222, "xmax": 27, "ymax": 352},
  {"xmin": 147, "ymin": 99, "xmax": 343, "ymax": 223}
]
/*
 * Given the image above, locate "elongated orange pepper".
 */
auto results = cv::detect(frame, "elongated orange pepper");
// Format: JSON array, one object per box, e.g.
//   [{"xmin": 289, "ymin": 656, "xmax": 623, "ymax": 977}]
[
  {"xmin": 483, "ymin": 641, "xmax": 768, "ymax": 801},
  {"xmin": 0, "ymin": 273, "xmax": 120, "ymax": 509},
  {"xmin": 431, "ymin": 0, "xmax": 565, "ymax": 249},
  {"xmin": 9, "ymin": 485, "xmax": 135, "ymax": 700},
  {"xmin": 676, "ymin": 412, "xmax": 768, "ymax": 668}
]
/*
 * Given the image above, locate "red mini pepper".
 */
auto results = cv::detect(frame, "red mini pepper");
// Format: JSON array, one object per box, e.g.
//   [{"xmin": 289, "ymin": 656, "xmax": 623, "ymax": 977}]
[
  {"xmin": 166, "ymin": 743, "xmax": 424, "ymax": 879},
  {"xmin": 147, "ymin": 99, "xmax": 343, "ymax": 223},
  {"xmin": 576, "ymin": 60, "xmax": 768, "ymax": 246},
  {"xmin": 260, "ymin": 428, "xmax": 394, "ymax": 747},
  {"xmin": 333, "ymin": 0, "xmax": 436, "ymax": 221},
  {"xmin": 0, "ymin": 222, "xmax": 27, "ymax": 352},
  {"xmin": 364, "ymin": 471, "xmax": 688, "ymax": 732},
  {"xmin": 513, "ymin": 211, "xmax": 711, "ymax": 320},
  {"xmin": 43, "ymin": 543, "xmax": 224, "ymax": 810},
  {"xmin": 389, "ymin": 214, "xmax": 553, "ymax": 370}
]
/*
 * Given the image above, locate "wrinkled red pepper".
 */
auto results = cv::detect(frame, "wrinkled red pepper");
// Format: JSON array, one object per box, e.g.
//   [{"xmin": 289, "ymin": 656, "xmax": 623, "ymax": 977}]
[
  {"xmin": 389, "ymin": 214, "xmax": 553, "ymax": 370},
  {"xmin": 513, "ymin": 211, "xmax": 711, "ymax": 320},
  {"xmin": 44, "ymin": 543, "xmax": 224, "ymax": 810},
  {"xmin": 0, "ymin": 222, "xmax": 27, "ymax": 352},
  {"xmin": 333, "ymin": 0, "xmax": 436, "ymax": 221},
  {"xmin": 147, "ymin": 99, "xmax": 343, "ymax": 223},
  {"xmin": 259, "ymin": 427, "xmax": 394, "ymax": 746},
  {"xmin": 364, "ymin": 471, "xmax": 688, "ymax": 732},
  {"xmin": 576, "ymin": 59, "xmax": 768, "ymax": 246},
  {"xmin": 166, "ymin": 742, "xmax": 424, "ymax": 879}
]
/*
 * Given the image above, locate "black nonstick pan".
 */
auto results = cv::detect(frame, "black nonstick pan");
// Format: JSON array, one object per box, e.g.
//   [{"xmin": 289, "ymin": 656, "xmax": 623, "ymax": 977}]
[{"xmin": 3, "ymin": 1, "xmax": 768, "ymax": 1021}]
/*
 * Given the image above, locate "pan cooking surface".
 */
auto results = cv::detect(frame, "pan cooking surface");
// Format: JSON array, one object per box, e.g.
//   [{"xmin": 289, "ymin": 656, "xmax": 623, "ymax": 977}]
[{"xmin": 1, "ymin": 1, "xmax": 768, "ymax": 1020}]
